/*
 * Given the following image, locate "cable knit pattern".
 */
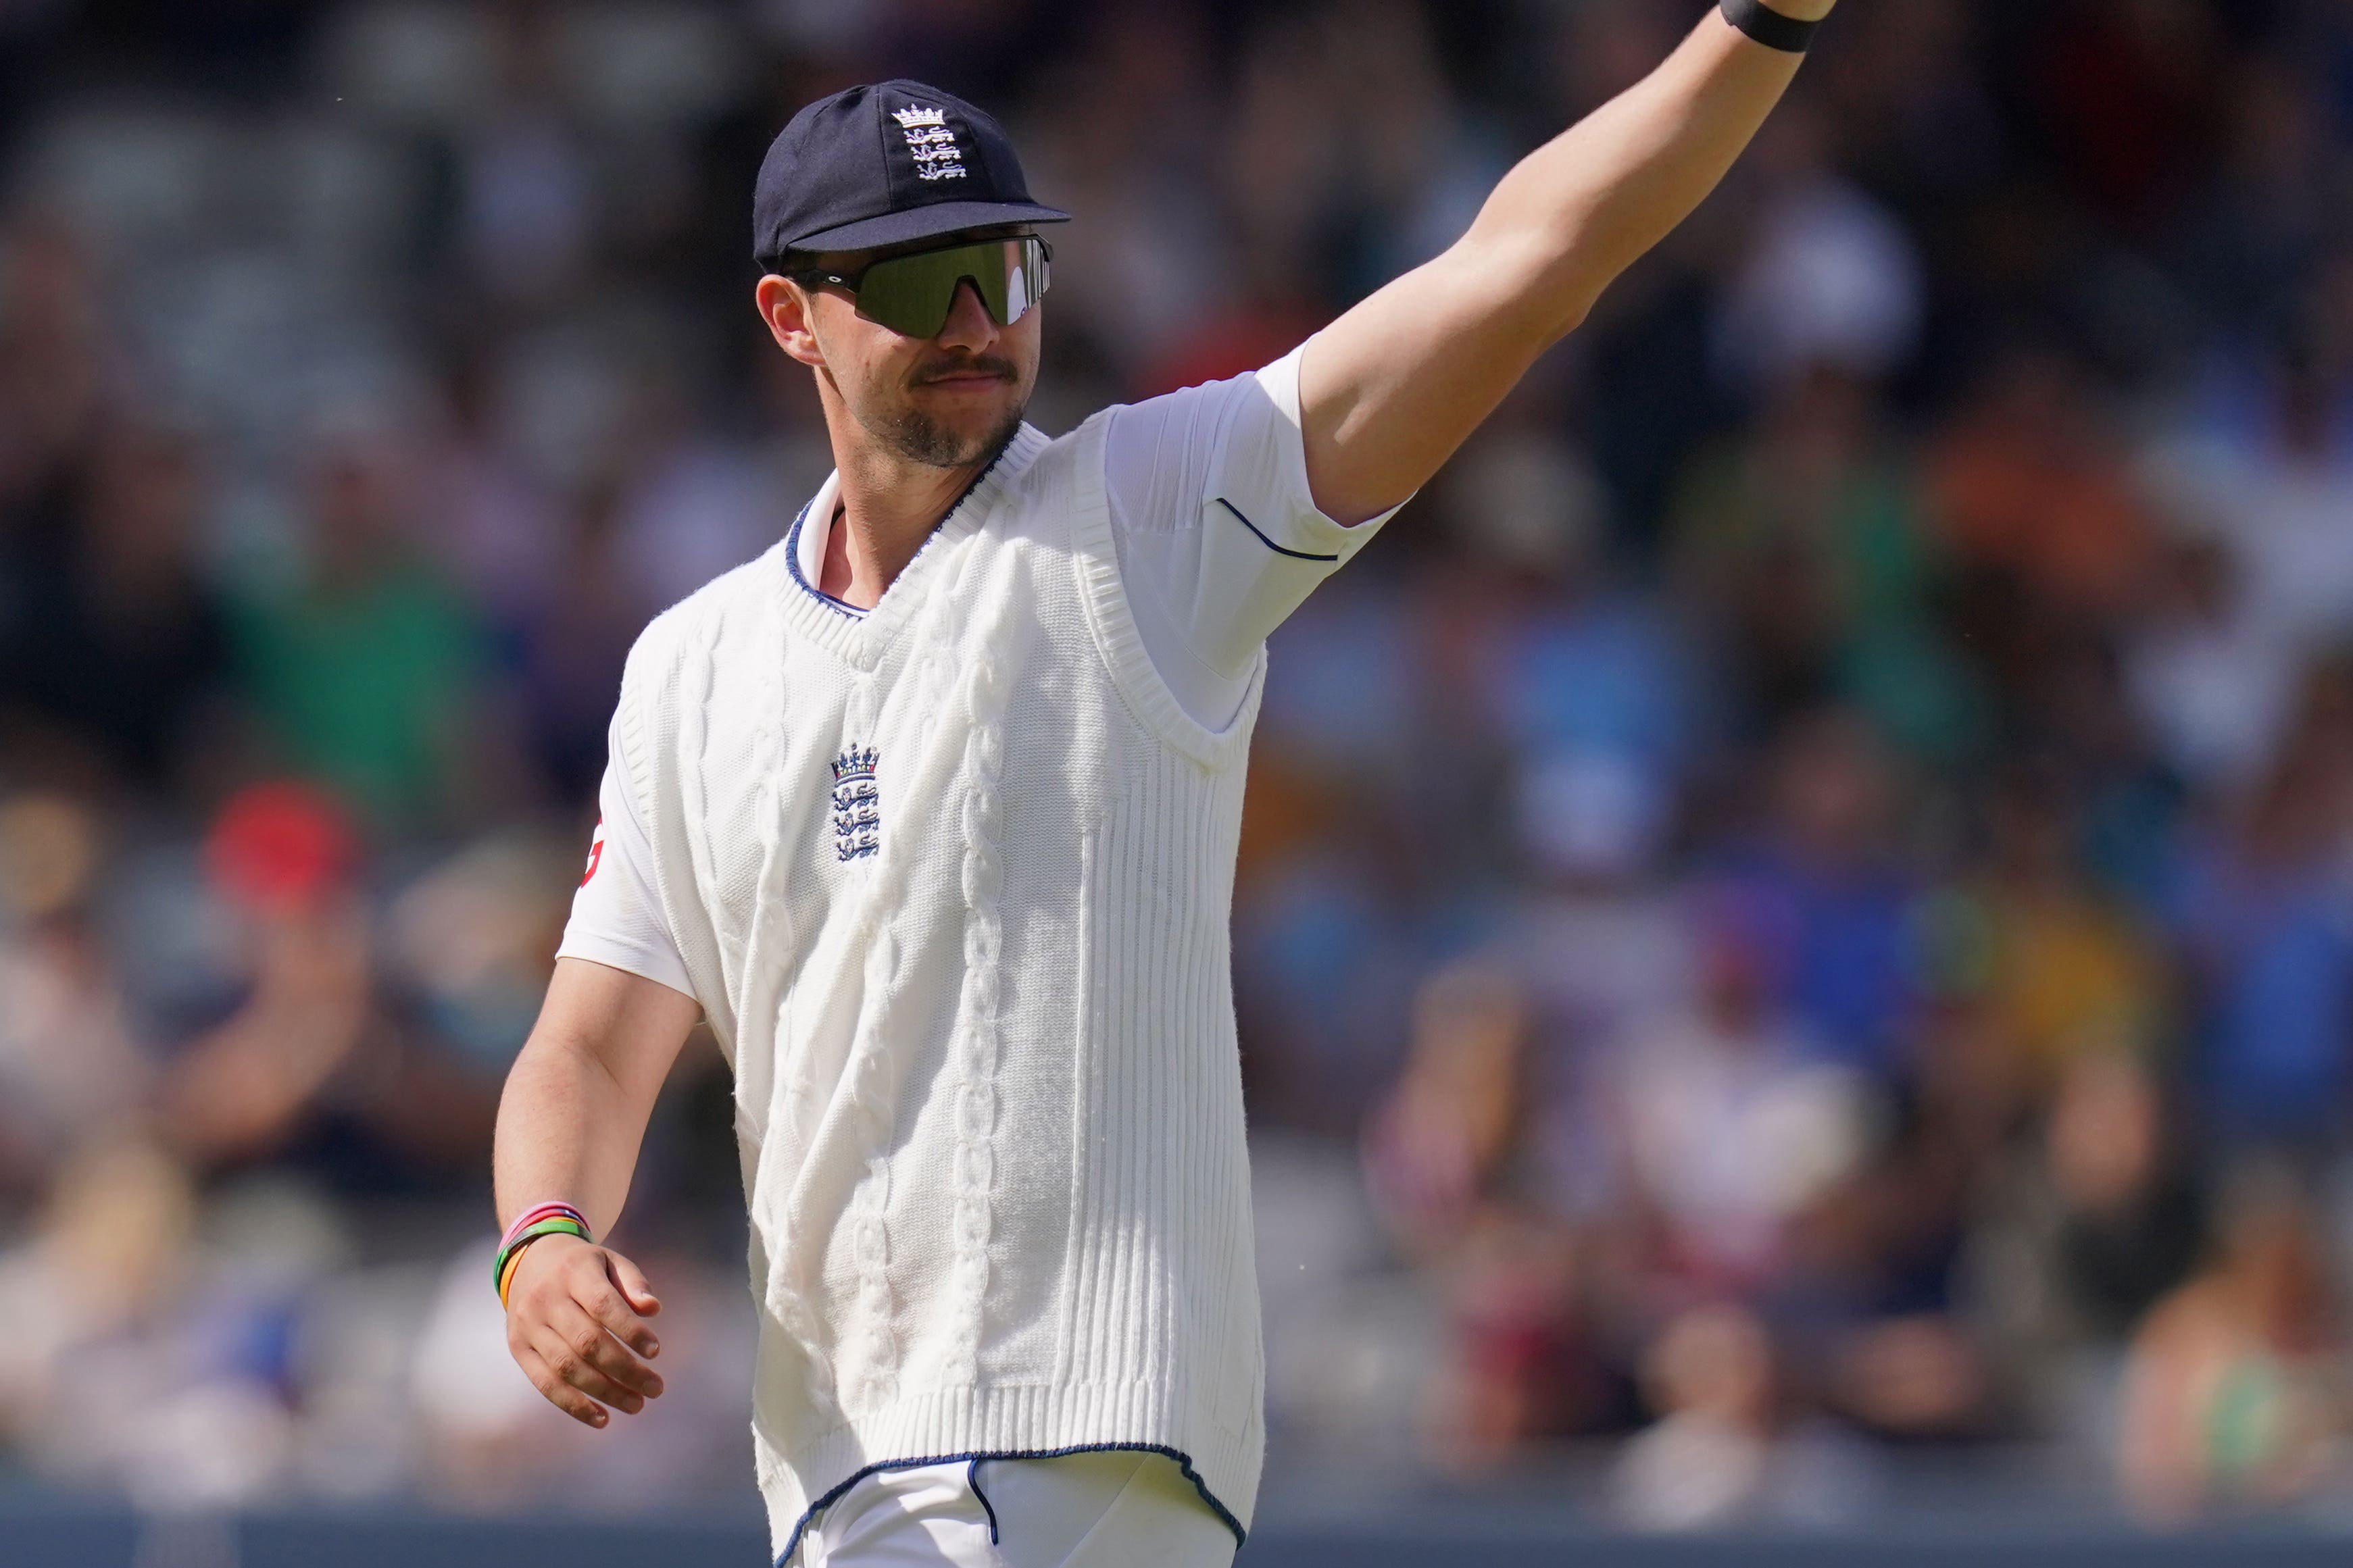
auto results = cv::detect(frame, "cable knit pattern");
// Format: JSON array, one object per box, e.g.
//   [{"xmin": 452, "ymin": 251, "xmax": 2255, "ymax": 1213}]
[
  {"xmin": 845, "ymin": 919, "xmax": 903, "ymax": 1407},
  {"xmin": 945, "ymin": 628, "xmax": 1012, "ymax": 1384},
  {"xmin": 612, "ymin": 420, "xmax": 1268, "ymax": 1567}
]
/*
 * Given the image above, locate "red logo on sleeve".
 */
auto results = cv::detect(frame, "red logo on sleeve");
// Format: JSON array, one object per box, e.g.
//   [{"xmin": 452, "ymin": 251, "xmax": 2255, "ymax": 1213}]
[{"xmin": 582, "ymin": 819, "xmax": 605, "ymax": 886}]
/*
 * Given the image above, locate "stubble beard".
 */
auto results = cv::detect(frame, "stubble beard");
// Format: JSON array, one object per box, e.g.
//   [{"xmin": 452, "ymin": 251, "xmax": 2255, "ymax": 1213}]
[{"xmin": 868, "ymin": 395, "xmax": 1026, "ymax": 470}]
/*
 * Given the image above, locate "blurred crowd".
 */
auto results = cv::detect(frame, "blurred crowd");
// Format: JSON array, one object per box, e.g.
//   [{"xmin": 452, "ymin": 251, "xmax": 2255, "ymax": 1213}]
[{"xmin": 7, "ymin": 0, "xmax": 2353, "ymax": 1534}]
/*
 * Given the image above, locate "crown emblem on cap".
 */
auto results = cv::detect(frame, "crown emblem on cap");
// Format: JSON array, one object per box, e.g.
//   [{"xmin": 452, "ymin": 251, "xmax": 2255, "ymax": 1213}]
[{"xmin": 891, "ymin": 103, "xmax": 966, "ymax": 182}]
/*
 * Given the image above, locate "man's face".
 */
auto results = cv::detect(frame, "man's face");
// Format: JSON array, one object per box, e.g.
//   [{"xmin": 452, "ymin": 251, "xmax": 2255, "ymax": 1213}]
[{"xmin": 783, "ymin": 230, "xmax": 1043, "ymax": 470}]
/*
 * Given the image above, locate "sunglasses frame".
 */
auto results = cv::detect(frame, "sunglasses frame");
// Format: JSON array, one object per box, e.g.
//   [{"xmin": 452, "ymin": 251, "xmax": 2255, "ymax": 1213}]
[{"xmin": 791, "ymin": 234, "xmax": 1053, "ymax": 340}]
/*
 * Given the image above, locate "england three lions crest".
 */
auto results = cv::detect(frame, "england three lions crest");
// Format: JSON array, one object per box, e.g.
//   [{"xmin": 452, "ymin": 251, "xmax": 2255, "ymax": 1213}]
[
  {"xmin": 831, "ymin": 745, "xmax": 881, "ymax": 861},
  {"xmin": 892, "ymin": 104, "xmax": 966, "ymax": 183}
]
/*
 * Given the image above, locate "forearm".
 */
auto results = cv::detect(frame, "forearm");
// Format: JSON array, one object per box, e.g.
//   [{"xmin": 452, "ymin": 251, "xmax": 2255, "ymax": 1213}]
[
  {"xmin": 1297, "ymin": 1, "xmax": 1831, "ymax": 523},
  {"xmin": 491, "ymin": 958, "xmax": 699, "ymax": 1234},
  {"xmin": 493, "ymin": 1034, "xmax": 653, "ymax": 1234},
  {"xmin": 164, "ymin": 913, "xmax": 369, "ymax": 1159},
  {"xmin": 491, "ymin": 960, "xmax": 695, "ymax": 1427},
  {"xmin": 1468, "ymin": 3, "xmax": 1824, "ymax": 339}
]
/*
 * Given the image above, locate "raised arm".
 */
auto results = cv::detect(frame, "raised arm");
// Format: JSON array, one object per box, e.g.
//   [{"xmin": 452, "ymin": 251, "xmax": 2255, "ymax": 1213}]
[
  {"xmin": 1298, "ymin": 0, "xmax": 1835, "ymax": 524},
  {"xmin": 492, "ymin": 956, "xmax": 702, "ymax": 1426}
]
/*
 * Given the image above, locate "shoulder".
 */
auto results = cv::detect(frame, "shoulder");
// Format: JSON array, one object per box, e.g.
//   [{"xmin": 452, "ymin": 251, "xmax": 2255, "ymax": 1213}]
[
  {"xmin": 999, "ymin": 418, "xmax": 1088, "ymax": 486},
  {"xmin": 974, "ymin": 419, "xmax": 1108, "ymax": 537},
  {"xmin": 621, "ymin": 542, "xmax": 787, "ymax": 690},
  {"xmin": 1104, "ymin": 355, "xmax": 1302, "ymax": 459},
  {"xmin": 1084, "ymin": 351, "xmax": 1311, "ymax": 538}
]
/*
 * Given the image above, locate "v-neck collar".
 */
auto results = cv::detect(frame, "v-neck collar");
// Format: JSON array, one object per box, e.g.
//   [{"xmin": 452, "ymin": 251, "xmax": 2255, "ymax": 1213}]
[
  {"xmin": 774, "ymin": 424, "xmax": 1050, "ymax": 671},
  {"xmin": 785, "ymin": 473, "xmax": 862, "ymax": 619}
]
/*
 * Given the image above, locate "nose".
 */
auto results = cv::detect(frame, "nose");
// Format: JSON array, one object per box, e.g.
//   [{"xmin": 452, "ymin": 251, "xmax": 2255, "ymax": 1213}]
[{"xmin": 934, "ymin": 278, "xmax": 1001, "ymax": 351}]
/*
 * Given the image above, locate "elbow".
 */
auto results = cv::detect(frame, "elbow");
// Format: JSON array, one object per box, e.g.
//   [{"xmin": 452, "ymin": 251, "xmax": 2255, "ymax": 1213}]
[
  {"xmin": 1510, "ymin": 284, "xmax": 1592, "ymax": 351},
  {"xmin": 503, "ymin": 1023, "xmax": 595, "ymax": 1103},
  {"xmin": 1537, "ymin": 238, "xmax": 1628, "ymax": 341},
  {"xmin": 1443, "ymin": 224, "xmax": 1600, "ymax": 347},
  {"xmin": 1489, "ymin": 244, "xmax": 1603, "ymax": 347}
]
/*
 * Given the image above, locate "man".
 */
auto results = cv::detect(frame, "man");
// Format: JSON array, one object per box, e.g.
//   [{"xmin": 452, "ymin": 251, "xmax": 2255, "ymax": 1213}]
[{"xmin": 492, "ymin": 2, "xmax": 1840, "ymax": 1563}]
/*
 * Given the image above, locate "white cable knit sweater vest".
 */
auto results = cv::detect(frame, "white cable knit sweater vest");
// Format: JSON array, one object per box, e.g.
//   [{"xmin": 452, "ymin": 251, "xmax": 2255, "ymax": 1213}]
[{"xmin": 611, "ymin": 414, "xmax": 1265, "ymax": 1564}]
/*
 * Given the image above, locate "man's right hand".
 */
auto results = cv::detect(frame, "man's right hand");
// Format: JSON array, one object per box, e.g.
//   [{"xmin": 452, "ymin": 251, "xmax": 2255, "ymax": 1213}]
[{"xmin": 503, "ymin": 1232, "xmax": 666, "ymax": 1427}]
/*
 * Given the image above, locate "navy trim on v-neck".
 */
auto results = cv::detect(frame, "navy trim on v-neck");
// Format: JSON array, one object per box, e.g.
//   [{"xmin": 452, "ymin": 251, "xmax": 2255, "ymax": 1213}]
[
  {"xmin": 783, "ymin": 497, "xmax": 866, "ymax": 619},
  {"xmin": 781, "ymin": 443, "xmax": 1016, "ymax": 622}
]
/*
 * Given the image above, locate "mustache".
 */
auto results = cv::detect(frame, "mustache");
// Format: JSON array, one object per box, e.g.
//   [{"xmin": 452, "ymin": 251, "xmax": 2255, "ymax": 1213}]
[{"xmin": 909, "ymin": 355, "xmax": 1018, "ymax": 387}]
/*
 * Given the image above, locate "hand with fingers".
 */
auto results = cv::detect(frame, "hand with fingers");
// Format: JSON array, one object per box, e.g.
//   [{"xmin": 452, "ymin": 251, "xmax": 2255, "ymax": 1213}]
[{"xmin": 503, "ymin": 1232, "xmax": 666, "ymax": 1427}]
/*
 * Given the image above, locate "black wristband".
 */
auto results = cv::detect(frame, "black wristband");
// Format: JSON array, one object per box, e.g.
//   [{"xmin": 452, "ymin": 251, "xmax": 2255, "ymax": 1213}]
[{"xmin": 1720, "ymin": 0, "xmax": 1821, "ymax": 53}]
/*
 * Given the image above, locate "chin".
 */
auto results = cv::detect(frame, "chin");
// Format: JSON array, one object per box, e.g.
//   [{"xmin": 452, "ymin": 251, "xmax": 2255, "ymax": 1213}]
[{"xmin": 881, "ymin": 398, "xmax": 1026, "ymax": 470}]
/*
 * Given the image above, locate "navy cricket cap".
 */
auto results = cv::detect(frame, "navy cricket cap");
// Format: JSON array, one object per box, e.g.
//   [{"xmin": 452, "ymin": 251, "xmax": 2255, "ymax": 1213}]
[{"xmin": 753, "ymin": 79, "xmax": 1069, "ymax": 265}]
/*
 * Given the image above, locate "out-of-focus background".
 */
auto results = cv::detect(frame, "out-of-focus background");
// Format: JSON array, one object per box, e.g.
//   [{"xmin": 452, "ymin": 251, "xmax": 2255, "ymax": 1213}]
[{"xmin": 7, "ymin": 0, "xmax": 2353, "ymax": 1562}]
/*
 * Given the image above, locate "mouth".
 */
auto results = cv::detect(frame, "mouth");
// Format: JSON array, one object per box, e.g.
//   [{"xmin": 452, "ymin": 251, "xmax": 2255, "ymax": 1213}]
[{"xmin": 913, "ymin": 361, "xmax": 1015, "ymax": 390}]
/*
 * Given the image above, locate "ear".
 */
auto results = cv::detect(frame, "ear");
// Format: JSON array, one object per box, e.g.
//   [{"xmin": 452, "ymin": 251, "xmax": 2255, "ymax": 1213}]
[{"xmin": 755, "ymin": 275, "xmax": 826, "ymax": 370}]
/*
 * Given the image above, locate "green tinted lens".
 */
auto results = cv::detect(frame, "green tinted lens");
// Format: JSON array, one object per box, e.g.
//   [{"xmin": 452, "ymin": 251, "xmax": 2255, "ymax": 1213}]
[{"xmin": 852, "ymin": 237, "xmax": 1050, "ymax": 339}]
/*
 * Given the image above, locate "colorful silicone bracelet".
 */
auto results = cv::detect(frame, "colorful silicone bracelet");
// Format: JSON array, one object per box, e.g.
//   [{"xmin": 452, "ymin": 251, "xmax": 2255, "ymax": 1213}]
[
  {"xmin": 495, "ymin": 1215, "xmax": 591, "ymax": 1273},
  {"xmin": 493, "ymin": 1213, "xmax": 593, "ymax": 1302},
  {"xmin": 497, "ymin": 1244, "xmax": 530, "ymax": 1305},
  {"xmin": 502, "ymin": 1202, "xmax": 589, "ymax": 1242}
]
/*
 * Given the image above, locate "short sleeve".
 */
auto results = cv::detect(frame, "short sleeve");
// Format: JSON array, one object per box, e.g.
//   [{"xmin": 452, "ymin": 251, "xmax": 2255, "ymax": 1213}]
[
  {"xmin": 555, "ymin": 740, "xmax": 697, "ymax": 1003},
  {"xmin": 1104, "ymin": 338, "xmax": 1408, "ymax": 729}
]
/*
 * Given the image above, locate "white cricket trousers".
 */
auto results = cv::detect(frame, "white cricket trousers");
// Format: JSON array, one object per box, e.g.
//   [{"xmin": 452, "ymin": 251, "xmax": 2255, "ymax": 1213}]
[{"xmin": 794, "ymin": 1450, "xmax": 1239, "ymax": 1568}]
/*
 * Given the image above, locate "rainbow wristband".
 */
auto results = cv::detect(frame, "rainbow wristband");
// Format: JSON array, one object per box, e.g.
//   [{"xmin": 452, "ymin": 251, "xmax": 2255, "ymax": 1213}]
[
  {"xmin": 494, "ymin": 1205, "xmax": 593, "ymax": 1305},
  {"xmin": 503, "ymin": 1201, "xmax": 590, "ymax": 1240},
  {"xmin": 496, "ymin": 1242, "xmax": 531, "ymax": 1305},
  {"xmin": 495, "ymin": 1217, "xmax": 591, "ymax": 1304}
]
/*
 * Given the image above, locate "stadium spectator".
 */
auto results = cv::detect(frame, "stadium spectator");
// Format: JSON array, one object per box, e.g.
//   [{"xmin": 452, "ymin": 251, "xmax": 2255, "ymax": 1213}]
[
  {"xmin": 0, "ymin": 425, "xmax": 231, "ymax": 790},
  {"xmin": 2117, "ymin": 1163, "xmax": 2344, "ymax": 1523},
  {"xmin": 228, "ymin": 434, "xmax": 499, "ymax": 830},
  {"xmin": 1712, "ymin": 707, "xmax": 1925, "ymax": 1080},
  {"xmin": 1969, "ymin": 1053, "xmax": 2207, "ymax": 1444}
]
